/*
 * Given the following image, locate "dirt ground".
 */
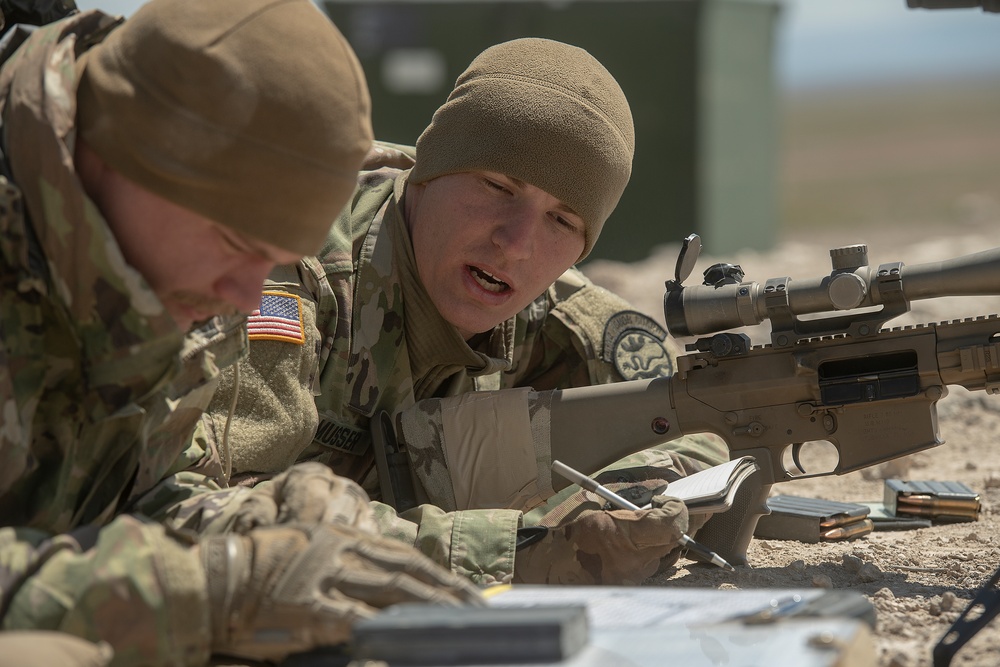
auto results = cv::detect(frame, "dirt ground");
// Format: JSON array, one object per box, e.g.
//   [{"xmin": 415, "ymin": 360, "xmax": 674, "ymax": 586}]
[{"xmin": 581, "ymin": 224, "xmax": 1000, "ymax": 667}]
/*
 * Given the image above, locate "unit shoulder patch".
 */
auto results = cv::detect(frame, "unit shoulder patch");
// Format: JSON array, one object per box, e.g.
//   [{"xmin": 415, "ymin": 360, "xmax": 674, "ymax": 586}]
[
  {"xmin": 247, "ymin": 291, "xmax": 305, "ymax": 344},
  {"xmin": 602, "ymin": 310, "xmax": 674, "ymax": 380}
]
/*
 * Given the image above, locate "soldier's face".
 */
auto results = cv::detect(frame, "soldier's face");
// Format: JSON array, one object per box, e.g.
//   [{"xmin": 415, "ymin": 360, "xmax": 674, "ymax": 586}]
[
  {"xmin": 407, "ymin": 171, "xmax": 586, "ymax": 339},
  {"xmin": 94, "ymin": 169, "xmax": 302, "ymax": 332}
]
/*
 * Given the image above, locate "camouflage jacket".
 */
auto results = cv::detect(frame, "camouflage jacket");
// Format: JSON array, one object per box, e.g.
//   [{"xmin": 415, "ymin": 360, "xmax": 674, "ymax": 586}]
[
  {"xmin": 0, "ymin": 13, "xmax": 248, "ymax": 665},
  {"xmin": 208, "ymin": 146, "xmax": 727, "ymax": 585}
]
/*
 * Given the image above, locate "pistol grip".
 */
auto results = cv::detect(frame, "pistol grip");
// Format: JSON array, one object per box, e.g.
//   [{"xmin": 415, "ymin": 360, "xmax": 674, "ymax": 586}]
[{"xmin": 686, "ymin": 469, "xmax": 771, "ymax": 568}]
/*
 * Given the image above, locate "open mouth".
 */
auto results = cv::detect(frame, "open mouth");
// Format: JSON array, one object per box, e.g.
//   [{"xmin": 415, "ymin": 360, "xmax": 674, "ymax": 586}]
[{"xmin": 469, "ymin": 265, "xmax": 510, "ymax": 293}]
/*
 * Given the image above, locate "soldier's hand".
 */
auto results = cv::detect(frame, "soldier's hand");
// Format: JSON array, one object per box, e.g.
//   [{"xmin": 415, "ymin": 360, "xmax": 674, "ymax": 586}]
[
  {"xmin": 231, "ymin": 462, "xmax": 378, "ymax": 535},
  {"xmin": 199, "ymin": 522, "xmax": 484, "ymax": 662},
  {"xmin": 513, "ymin": 479, "xmax": 688, "ymax": 585}
]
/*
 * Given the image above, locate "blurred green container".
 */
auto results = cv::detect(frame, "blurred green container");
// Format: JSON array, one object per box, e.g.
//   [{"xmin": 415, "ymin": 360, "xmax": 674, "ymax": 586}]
[{"xmin": 320, "ymin": 0, "xmax": 780, "ymax": 262}]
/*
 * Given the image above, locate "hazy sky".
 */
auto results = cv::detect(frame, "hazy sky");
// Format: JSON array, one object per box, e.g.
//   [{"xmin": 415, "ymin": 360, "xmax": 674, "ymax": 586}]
[
  {"xmin": 75, "ymin": 0, "xmax": 1000, "ymax": 90},
  {"xmin": 778, "ymin": 0, "xmax": 1000, "ymax": 88}
]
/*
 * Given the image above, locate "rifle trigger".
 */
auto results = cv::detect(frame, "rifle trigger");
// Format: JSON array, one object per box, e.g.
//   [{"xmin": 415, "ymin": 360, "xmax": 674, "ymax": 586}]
[{"xmin": 791, "ymin": 443, "xmax": 807, "ymax": 475}]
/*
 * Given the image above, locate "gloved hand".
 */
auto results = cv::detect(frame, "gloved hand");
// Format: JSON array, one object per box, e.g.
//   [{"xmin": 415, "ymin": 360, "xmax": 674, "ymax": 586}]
[
  {"xmin": 513, "ymin": 478, "xmax": 688, "ymax": 585},
  {"xmin": 592, "ymin": 460, "xmax": 713, "ymax": 536},
  {"xmin": 199, "ymin": 522, "xmax": 485, "ymax": 662},
  {"xmin": 230, "ymin": 462, "xmax": 378, "ymax": 535}
]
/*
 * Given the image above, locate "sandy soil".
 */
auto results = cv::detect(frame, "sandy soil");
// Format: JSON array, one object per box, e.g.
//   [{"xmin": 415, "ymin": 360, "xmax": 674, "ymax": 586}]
[{"xmin": 581, "ymin": 225, "xmax": 1000, "ymax": 667}]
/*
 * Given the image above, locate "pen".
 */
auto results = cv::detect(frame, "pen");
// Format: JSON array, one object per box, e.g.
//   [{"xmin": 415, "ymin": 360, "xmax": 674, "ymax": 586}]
[
  {"xmin": 735, "ymin": 593, "xmax": 808, "ymax": 624},
  {"xmin": 551, "ymin": 460, "xmax": 736, "ymax": 572}
]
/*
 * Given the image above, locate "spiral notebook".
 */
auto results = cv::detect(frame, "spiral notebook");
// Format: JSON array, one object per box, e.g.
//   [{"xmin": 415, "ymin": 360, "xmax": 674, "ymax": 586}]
[{"xmin": 643, "ymin": 456, "xmax": 760, "ymax": 514}]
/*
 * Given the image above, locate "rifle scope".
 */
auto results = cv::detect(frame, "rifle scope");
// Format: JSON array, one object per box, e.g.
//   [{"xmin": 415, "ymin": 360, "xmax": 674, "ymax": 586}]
[{"xmin": 663, "ymin": 238, "xmax": 1000, "ymax": 339}]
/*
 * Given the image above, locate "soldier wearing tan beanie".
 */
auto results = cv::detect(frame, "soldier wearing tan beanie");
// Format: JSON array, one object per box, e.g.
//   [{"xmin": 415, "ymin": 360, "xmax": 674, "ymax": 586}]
[
  {"xmin": 0, "ymin": 0, "xmax": 483, "ymax": 665},
  {"xmin": 205, "ymin": 36, "xmax": 727, "ymax": 593}
]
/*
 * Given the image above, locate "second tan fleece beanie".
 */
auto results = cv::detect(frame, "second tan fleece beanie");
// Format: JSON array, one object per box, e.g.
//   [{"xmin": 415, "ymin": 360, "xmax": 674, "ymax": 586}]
[
  {"xmin": 409, "ymin": 38, "xmax": 634, "ymax": 260},
  {"xmin": 76, "ymin": 0, "xmax": 373, "ymax": 256}
]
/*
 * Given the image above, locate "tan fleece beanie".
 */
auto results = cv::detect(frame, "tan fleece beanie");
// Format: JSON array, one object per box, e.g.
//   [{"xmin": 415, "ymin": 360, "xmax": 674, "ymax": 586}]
[
  {"xmin": 76, "ymin": 0, "xmax": 373, "ymax": 256},
  {"xmin": 409, "ymin": 38, "xmax": 634, "ymax": 260}
]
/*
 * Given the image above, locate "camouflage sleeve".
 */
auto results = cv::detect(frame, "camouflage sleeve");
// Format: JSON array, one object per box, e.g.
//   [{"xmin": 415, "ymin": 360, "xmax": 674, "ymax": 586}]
[
  {"xmin": 0, "ymin": 515, "xmax": 210, "ymax": 666},
  {"xmin": 371, "ymin": 501, "xmax": 520, "ymax": 587},
  {"xmin": 513, "ymin": 268, "xmax": 682, "ymax": 390},
  {"xmin": 116, "ymin": 407, "xmax": 257, "ymax": 537},
  {"xmin": 204, "ymin": 261, "xmax": 325, "ymax": 477}
]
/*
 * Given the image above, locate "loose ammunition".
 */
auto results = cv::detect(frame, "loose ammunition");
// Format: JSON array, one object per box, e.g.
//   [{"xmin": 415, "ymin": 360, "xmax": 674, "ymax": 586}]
[
  {"xmin": 897, "ymin": 495, "xmax": 981, "ymax": 513},
  {"xmin": 821, "ymin": 519, "xmax": 874, "ymax": 541},
  {"xmin": 820, "ymin": 513, "xmax": 867, "ymax": 529},
  {"xmin": 895, "ymin": 504, "xmax": 980, "ymax": 520}
]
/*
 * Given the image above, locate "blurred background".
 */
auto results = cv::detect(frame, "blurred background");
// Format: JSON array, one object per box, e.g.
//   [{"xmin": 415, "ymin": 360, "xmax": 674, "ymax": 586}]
[{"xmin": 77, "ymin": 0, "xmax": 1000, "ymax": 261}]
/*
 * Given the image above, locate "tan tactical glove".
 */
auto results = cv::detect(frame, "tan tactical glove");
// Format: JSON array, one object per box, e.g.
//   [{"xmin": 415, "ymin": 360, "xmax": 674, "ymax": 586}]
[
  {"xmin": 200, "ymin": 522, "xmax": 485, "ymax": 663},
  {"xmin": 591, "ymin": 461, "xmax": 712, "ymax": 536},
  {"xmin": 230, "ymin": 462, "xmax": 378, "ymax": 534},
  {"xmin": 513, "ymin": 479, "xmax": 688, "ymax": 585}
]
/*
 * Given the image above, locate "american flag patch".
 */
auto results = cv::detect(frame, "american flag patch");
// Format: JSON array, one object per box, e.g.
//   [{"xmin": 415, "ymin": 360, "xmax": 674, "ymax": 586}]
[{"xmin": 247, "ymin": 291, "xmax": 305, "ymax": 344}]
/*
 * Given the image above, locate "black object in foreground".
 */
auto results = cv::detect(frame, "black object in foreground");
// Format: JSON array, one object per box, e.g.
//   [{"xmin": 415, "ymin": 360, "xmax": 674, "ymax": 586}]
[
  {"xmin": 352, "ymin": 603, "xmax": 588, "ymax": 665},
  {"xmin": 934, "ymin": 564, "xmax": 1000, "ymax": 667}
]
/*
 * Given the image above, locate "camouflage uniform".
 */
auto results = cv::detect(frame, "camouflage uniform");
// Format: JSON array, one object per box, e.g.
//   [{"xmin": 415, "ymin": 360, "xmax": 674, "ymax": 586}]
[
  {"xmin": 0, "ymin": 13, "xmax": 257, "ymax": 665},
  {"xmin": 208, "ymin": 146, "xmax": 727, "ymax": 585}
]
